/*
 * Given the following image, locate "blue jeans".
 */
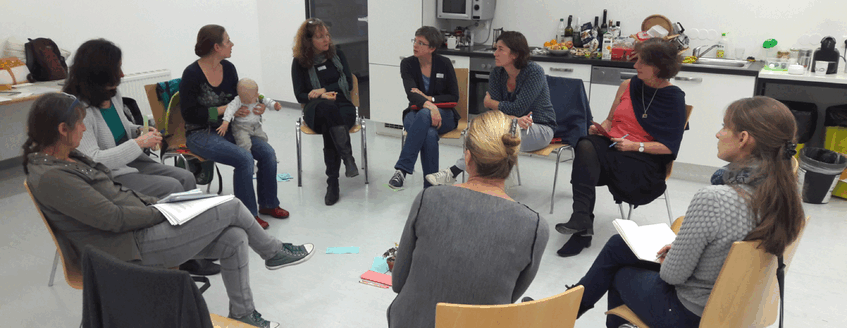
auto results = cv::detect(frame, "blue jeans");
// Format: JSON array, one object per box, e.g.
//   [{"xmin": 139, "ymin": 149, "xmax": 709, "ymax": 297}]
[
  {"xmin": 394, "ymin": 108, "xmax": 456, "ymax": 188},
  {"xmin": 186, "ymin": 129, "xmax": 280, "ymax": 216},
  {"xmin": 576, "ymin": 235, "xmax": 701, "ymax": 328}
]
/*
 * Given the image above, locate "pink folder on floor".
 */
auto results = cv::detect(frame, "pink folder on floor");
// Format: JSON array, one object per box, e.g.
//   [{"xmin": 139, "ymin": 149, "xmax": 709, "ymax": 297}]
[{"xmin": 361, "ymin": 270, "xmax": 392, "ymax": 287}]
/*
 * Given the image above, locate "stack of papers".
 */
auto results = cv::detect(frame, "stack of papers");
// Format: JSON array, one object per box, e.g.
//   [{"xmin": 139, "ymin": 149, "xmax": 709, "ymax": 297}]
[{"xmin": 152, "ymin": 195, "xmax": 235, "ymax": 226}]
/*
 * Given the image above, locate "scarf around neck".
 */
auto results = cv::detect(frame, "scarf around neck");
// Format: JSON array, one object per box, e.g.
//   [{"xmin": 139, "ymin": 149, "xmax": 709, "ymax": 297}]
[
  {"xmin": 309, "ymin": 52, "xmax": 351, "ymax": 102},
  {"xmin": 710, "ymin": 161, "xmax": 763, "ymax": 187}
]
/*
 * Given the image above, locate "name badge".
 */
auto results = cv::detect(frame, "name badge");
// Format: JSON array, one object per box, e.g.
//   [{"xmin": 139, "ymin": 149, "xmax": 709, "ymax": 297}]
[
  {"xmin": 436, "ymin": 73, "xmax": 444, "ymax": 78},
  {"xmin": 317, "ymin": 65, "xmax": 326, "ymax": 71}
]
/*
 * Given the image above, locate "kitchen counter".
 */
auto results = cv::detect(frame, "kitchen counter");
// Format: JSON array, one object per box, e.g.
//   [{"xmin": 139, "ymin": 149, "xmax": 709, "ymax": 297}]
[
  {"xmin": 440, "ymin": 45, "xmax": 764, "ymax": 76},
  {"xmin": 758, "ymin": 69, "xmax": 847, "ymax": 87}
]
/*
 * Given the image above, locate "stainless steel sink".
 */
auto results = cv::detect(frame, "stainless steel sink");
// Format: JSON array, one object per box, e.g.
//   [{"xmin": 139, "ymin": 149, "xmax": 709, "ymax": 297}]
[{"xmin": 689, "ymin": 58, "xmax": 751, "ymax": 68}]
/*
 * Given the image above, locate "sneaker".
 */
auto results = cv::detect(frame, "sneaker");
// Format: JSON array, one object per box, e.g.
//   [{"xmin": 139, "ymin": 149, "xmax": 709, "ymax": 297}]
[
  {"xmin": 425, "ymin": 168, "xmax": 456, "ymax": 186},
  {"xmin": 266, "ymin": 243, "xmax": 315, "ymax": 270},
  {"xmin": 388, "ymin": 170, "xmax": 405, "ymax": 189},
  {"xmin": 229, "ymin": 310, "xmax": 279, "ymax": 328}
]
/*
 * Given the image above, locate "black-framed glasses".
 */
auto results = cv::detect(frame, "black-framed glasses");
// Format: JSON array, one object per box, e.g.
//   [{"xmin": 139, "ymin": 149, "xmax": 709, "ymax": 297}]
[{"xmin": 411, "ymin": 39, "xmax": 429, "ymax": 47}]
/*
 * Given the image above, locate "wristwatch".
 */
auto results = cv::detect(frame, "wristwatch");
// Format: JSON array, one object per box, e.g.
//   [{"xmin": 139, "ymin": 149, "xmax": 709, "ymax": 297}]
[
  {"xmin": 432, "ymin": 96, "xmax": 435, "ymax": 103},
  {"xmin": 638, "ymin": 142, "xmax": 645, "ymax": 153}
]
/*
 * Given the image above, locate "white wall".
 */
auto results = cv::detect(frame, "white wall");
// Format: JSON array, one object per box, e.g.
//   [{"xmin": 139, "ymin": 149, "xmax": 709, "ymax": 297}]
[
  {"xmin": 430, "ymin": 0, "xmax": 847, "ymax": 58},
  {"xmin": 1, "ymin": 0, "xmax": 264, "ymax": 93},
  {"xmin": 257, "ymin": 0, "xmax": 306, "ymax": 103}
]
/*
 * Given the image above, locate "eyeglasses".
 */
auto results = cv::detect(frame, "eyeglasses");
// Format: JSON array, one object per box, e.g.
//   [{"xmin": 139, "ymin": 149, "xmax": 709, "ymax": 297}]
[
  {"xmin": 60, "ymin": 92, "xmax": 80, "ymax": 116},
  {"xmin": 312, "ymin": 34, "xmax": 331, "ymax": 40},
  {"xmin": 411, "ymin": 39, "xmax": 430, "ymax": 47}
]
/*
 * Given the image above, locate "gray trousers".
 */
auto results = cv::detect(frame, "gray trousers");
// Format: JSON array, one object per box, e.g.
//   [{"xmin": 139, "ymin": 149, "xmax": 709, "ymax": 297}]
[
  {"xmin": 456, "ymin": 123, "xmax": 554, "ymax": 170},
  {"xmin": 134, "ymin": 198, "xmax": 283, "ymax": 318},
  {"xmin": 113, "ymin": 158, "xmax": 197, "ymax": 198},
  {"xmin": 232, "ymin": 121, "xmax": 269, "ymax": 152}
]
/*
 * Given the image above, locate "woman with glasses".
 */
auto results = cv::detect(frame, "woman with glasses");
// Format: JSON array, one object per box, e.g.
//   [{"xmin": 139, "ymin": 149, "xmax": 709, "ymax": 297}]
[
  {"xmin": 63, "ymin": 39, "xmax": 196, "ymax": 200},
  {"xmin": 387, "ymin": 26, "xmax": 460, "ymax": 190},
  {"xmin": 291, "ymin": 18, "xmax": 359, "ymax": 206},
  {"xmin": 181, "ymin": 25, "xmax": 289, "ymax": 230}
]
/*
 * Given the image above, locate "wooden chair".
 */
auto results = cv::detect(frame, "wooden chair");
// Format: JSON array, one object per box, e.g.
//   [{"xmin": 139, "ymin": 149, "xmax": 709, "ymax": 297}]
[
  {"xmin": 295, "ymin": 74, "xmax": 369, "ymax": 186},
  {"xmin": 434, "ymin": 286, "xmax": 584, "ymax": 328},
  {"xmin": 400, "ymin": 68, "xmax": 470, "ymax": 146},
  {"xmin": 618, "ymin": 105, "xmax": 694, "ymax": 225},
  {"xmin": 144, "ymin": 84, "xmax": 222, "ymax": 194},
  {"xmin": 606, "ymin": 216, "xmax": 810, "ymax": 328},
  {"xmin": 23, "ymin": 181, "xmax": 83, "ymax": 290},
  {"xmin": 210, "ymin": 314, "xmax": 257, "ymax": 327}
]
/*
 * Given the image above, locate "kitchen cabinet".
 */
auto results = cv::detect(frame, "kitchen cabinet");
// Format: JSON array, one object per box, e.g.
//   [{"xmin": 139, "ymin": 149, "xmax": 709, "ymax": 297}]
[
  {"xmin": 673, "ymin": 72, "xmax": 756, "ymax": 168},
  {"xmin": 367, "ymin": 0, "xmax": 420, "ymax": 125},
  {"xmin": 443, "ymin": 55, "xmax": 469, "ymax": 69}
]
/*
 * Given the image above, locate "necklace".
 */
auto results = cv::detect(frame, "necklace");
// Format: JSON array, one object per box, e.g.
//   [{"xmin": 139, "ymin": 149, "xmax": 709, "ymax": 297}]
[{"xmin": 641, "ymin": 83, "xmax": 659, "ymax": 119}]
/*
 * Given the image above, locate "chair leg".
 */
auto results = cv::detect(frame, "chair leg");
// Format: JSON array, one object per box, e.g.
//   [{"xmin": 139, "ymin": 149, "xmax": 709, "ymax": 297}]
[
  {"xmin": 550, "ymin": 151, "xmax": 561, "ymax": 214},
  {"xmin": 516, "ymin": 160, "xmax": 522, "ymax": 186},
  {"xmin": 401, "ymin": 128, "xmax": 406, "ymax": 150},
  {"xmin": 627, "ymin": 204, "xmax": 634, "ymax": 220},
  {"xmin": 664, "ymin": 189, "xmax": 673, "ymax": 225},
  {"xmin": 48, "ymin": 249, "xmax": 59, "ymax": 287},
  {"xmin": 296, "ymin": 119, "xmax": 303, "ymax": 187},
  {"xmin": 361, "ymin": 119, "xmax": 369, "ymax": 185},
  {"xmin": 618, "ymin": 203, "xmax": 626, "ymax": 220}
]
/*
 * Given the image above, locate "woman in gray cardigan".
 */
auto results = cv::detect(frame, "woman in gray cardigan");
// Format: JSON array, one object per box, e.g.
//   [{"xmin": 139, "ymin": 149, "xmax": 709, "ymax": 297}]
[
  {"xmin": 64, "ymin": 39, "xmax": 195, "ymax": 199},
  {"xmin": 23, "ymin": 93, "xmax": 314, "ymax": 328},
  {"xmin": 388, "ymin": 110, "xmax": 549, "ymax": 328}
]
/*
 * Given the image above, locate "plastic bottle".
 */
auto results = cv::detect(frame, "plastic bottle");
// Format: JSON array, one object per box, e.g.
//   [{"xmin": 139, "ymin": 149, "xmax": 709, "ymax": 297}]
[
  {"xmin": 717, "ymin": 33, "xmax": 730, "ymax": 58},
  {"xmin": 557, "ymin": 18, "xmax": 566, "ymax": 43}
]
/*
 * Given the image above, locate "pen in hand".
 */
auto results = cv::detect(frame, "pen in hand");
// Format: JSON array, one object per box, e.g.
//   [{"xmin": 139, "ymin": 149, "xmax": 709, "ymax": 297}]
[{"xmin": 609, "ymin": 133, "xmax": 630, "ymax": 148}]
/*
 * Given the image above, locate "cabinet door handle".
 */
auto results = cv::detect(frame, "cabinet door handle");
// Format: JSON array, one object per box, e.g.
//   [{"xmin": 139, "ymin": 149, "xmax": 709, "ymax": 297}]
[
  {"xmin": 674, "ymin": 76, "xmax": 703, "ymax": 83},
  {"xmin": 620, "ymin": 73, "xmax": 637, "ymax": 80},
  {"xmin": 474, "ymin": 74, "xmax": 490, "ymax": 79},
  {"xmin": 549, "ymin": 67, "xmax": 574, "ymax": 73}
]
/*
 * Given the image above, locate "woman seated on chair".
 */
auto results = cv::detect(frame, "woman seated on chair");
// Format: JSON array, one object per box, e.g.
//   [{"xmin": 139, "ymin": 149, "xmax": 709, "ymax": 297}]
[
  {"xmin": 426, "ymin": 31, "xmax": 557, "ymax": 186},
  {"xmin": 387, "ymin": 26, "xmax": 460, "ymax": 189},
  {"xmin": 181, "ymin": 24, "xmax": 288, "ymax": 229},
  {"xmin": 291, "ymin": 18, "xmax": 360, "ymax": 206},
  {"xmin": 388, "ymin": 110, "xmax": 549, "ymax": 328},
  {"xmin": 22, "ymin": 93, "xmax": 316, "ymax": 328},
  {"xmin": 64, "ymin": 39, "xmax": 196, "ymax": 199},
  {"xmin": 564, "ymin": 96, "xmax": 805, "ymax": 328},
  {"xmin": 554, "ymin": 38, "xmax": 687, "ymax": 257}
]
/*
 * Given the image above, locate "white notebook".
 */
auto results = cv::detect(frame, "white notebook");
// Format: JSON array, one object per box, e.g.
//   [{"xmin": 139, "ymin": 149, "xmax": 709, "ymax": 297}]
[
  {"xmin": 157, "ymin": 188, "xmax": 218, "ymax": 203},
  {"xmin": 612, "ymin": 219, "xmax": 677, "ymax": 263},
  {"xmin": 152, "ymin": 195, "xmax": 235, "ymax": 226}
]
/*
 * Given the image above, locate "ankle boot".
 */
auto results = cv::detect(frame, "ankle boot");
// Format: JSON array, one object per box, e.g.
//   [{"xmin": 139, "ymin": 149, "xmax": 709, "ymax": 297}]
[
  {"xmin": 556, "ymin": 234, "xmax": 592, "ymax": 257},
  {"xmin": 555, "ymin": 213, "xmax": 594, "ymax": 235},
  {"xmin": 325, "ymin": 177, "xmax": 340, "ymax": 205},
  {"xmin": 328, "ymin": 125, "xmax": 359, "ymax": 178}
]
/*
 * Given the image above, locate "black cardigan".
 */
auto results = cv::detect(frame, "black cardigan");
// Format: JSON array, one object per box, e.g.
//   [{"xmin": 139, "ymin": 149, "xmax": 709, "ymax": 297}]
[
  {"xmin": 179, "ymin": 60, "xmax": 238, "ymax": 131},
  {"xmin": 400, "ymin": 54, "xmax": 459, "ymax": 110},
  {"xmin": 291, "ymin": 49, "xmax": 354, "ymax": 106}
]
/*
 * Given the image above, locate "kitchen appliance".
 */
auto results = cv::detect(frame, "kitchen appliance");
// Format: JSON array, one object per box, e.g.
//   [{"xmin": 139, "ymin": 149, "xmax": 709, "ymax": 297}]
[
  {"xmin": 468, "ymin": 56, "xmax": 496, "ymax": 114},
  {"xmin": 491, "ymin": 28, "xmax": 503, "ymax": 49},
  {"xmin": 437, "ymin": 0, "xmax": 496, "ymax": 21},
  {"xmin": 589, "ymin": 67, "xmax": 637, "ymax": 115},
  {"xmin": 671, "ymin": 22, "xmax": 690, "ymax": 53},
  {"xmin": 798, "ymin": 49, "xmax": 813, "ymax": 69},
  {"xmin": 811, "ymin": 36, "xmax": 840, "ymax": 74}
]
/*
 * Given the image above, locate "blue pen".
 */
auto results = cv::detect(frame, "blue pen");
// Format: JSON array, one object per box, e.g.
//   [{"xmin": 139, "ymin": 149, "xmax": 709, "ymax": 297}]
[{"xmin": 609, "ymin": 134, "xmax": 629, "ymax": 148}]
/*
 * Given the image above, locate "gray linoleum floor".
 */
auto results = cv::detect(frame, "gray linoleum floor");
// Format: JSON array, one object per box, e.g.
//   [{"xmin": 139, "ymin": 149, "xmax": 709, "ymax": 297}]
[{"xmin": 1, "ymin": 105, "xmax": 845, "ymax": 328}]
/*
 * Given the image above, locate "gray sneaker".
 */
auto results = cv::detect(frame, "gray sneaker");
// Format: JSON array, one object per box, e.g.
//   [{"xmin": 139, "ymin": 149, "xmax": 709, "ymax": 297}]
[
  {"xmin": 388, "ymin": 170, "xmax": 405, "ymax": 189},
  {"xmin": 229, "ymin": 310, "xmax": 280, "ymax": 328},
  {"xmin": 425, "ymin": 168, "xmax": 457, "ymax": 186},
  {"xmin": 265, "ymin": 243, "xmax": 315, "ymax": 270}
]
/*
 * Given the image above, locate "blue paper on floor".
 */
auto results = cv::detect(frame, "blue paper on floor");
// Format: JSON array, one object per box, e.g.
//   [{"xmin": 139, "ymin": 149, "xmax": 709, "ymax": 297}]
[
  {"xmin": 254, "ymin": 173, "xmax": 292, "ymax": 181},
  {"xmin": 370, "ymin": 256, "xmax": 390, "ymax": 274},
  {"xmin": 326, "ymin": 247, "xmax": 360, "ymax": 254}
]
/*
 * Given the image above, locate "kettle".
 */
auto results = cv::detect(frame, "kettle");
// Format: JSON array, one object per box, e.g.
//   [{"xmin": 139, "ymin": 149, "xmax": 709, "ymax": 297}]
[
  {"xmin": 492, "ymin": 28, "xmax": 504, "ymax": 49},
  {"xmin": 811, "ymin": 36, "xmax": 840, "ymax": 74}
]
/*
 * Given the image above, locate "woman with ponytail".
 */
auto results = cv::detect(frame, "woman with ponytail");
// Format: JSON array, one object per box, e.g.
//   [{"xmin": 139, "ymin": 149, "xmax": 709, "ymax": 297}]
[
  {"xmin": 563, "ymin": 96, "xmax": 806, "ymax": 328},
  {"xmin": 387, "ymin": 110, "xmax": 550, "ymax": 328}
]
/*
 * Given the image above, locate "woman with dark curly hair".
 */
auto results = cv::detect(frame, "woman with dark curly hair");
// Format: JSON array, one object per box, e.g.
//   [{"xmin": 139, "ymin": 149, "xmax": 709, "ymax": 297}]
[
  {"xmin": 555, "ymin": 38, "xmax": 688, "ymax": 257},
  {"xmin": 291, "ymin": 18, "xmax": 359, "ymax": 206}
]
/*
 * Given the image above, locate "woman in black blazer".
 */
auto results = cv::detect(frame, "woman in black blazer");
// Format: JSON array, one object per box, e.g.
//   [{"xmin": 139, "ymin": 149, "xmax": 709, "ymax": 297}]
[{"xmin": 388, "ymin": 26, "xmax": 460, "ymax": 189}]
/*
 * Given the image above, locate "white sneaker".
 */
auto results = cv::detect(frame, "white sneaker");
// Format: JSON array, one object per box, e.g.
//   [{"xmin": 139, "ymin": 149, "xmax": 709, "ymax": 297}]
[{"xmin": 425, "ymin": 168, "xmax": 457, "ymax": 186}]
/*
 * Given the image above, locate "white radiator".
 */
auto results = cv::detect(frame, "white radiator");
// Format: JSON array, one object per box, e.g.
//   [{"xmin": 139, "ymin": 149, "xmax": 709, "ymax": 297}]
[{"xmin": 117, "ymin": 69, "xmax": 172, "ymax": 119}]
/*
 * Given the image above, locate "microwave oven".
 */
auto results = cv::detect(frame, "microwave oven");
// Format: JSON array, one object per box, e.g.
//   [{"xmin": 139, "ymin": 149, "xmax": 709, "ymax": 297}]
[{"xmin": 437, "ymin": 0, "xmax": 496, "ymax": 21}]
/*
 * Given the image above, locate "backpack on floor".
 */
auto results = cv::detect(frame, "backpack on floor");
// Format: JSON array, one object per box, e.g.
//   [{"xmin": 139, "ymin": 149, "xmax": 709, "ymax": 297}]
[{"xmin": 24, "ymin": 38, "xmax": 68, "ymax": 82}]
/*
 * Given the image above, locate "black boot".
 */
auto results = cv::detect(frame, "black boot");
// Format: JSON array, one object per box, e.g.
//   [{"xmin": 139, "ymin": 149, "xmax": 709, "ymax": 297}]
[
  {"xmin": 323, "ymin": 147, "xmax": 341, "ymax": 206},
  {"xmin": 328, "ymin": 125, "xmax": 359, "ymax": 178},
  {"xmin": 555, "ymin": 213, "xmax": 594, "ymax": 235},
  {"xmin": 556, "ymin": 234, "xmax": 592, "ymax": 257}
]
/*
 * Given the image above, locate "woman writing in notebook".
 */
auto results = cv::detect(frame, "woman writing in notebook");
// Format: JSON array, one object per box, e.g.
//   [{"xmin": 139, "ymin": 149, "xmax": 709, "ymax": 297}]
[
  {"xmin": 23, "ymin": 93, "xmax": 315, "ymax": 328},
  {"xmin": 554, "ymin": 38, "xmax": 688, "ymax": 257},
  {"xmin": 564, "ymin": 96, "xmax": 805, "ymax": 328}
]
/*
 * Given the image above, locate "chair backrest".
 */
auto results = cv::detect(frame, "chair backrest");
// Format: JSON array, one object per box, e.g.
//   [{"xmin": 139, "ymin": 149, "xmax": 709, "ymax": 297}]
[
  {"xmin": 145, "ymin": 83, "xmax": 187, "ymax": 149},
  {"xmin": 81, "ymin": 246, "xmax": 214, "ymax": 327},
  {"xmin": 351, "ymin": 74, "xmax": 360, "ymax": 108},
  {"xmin": 699, "ymin": 216, "xmax": 809, "ymax": 328},
  {"xmin": 23, "ymin": 181, "xmax": 83, "ymax": 289},
  {"xmin": 546, "ymin": 75, "xmax": 591, "ymax": 146},
  {"xmin": 665, "ymin": 105, "xmax": 695, "ymax": 179},
  {"xmin": 434, "ymin": 286, "xmax": 584, "ymax": 328},
  {"xmin": 455, "ymin": 68, "xmax": 469, "ymax": 125}
]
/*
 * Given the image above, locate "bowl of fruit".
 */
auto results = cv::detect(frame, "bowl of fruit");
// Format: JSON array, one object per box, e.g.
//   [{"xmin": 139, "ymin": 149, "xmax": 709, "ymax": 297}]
[{"xmin": 544, "ymin": 39, "xmax": 572, "ymax": 56}]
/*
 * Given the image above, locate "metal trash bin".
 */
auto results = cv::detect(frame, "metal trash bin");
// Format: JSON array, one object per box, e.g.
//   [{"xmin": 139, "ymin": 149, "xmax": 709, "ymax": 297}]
[{"xmin": 798, "ymin": 147, "xmax": 847, "ymax": 204}]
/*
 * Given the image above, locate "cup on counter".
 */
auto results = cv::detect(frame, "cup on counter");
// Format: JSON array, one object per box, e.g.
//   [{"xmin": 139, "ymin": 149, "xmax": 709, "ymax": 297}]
[
  {"xmin": 814, "ymin": 61, "xmax": 829, "ymax": 75},
  {"xmin": 447, "ymin": 36, "xmax": 458, "ymax": 50},
  {"xmin": 734, "ymin": 48, "xmax": 745, "ymax": 60}
]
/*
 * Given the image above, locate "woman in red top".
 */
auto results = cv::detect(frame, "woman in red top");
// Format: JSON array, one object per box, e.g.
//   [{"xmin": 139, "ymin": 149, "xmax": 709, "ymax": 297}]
[{"xmin": 556, "ymin": 39, "xmax": 687, "ymax": 257}]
